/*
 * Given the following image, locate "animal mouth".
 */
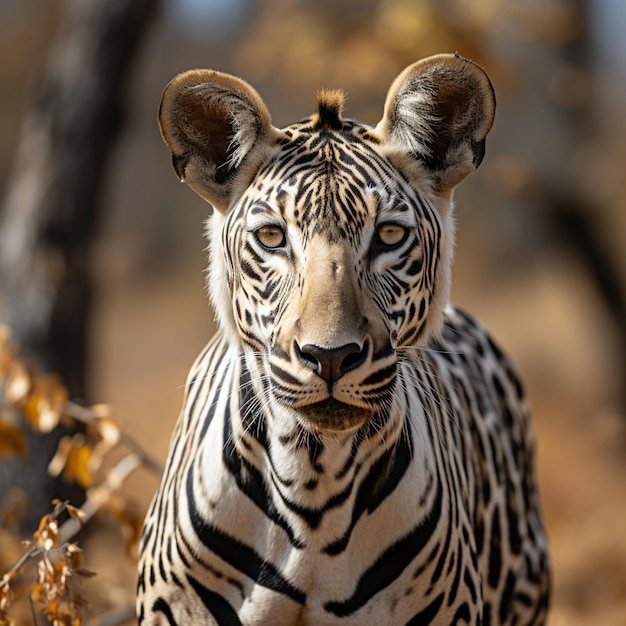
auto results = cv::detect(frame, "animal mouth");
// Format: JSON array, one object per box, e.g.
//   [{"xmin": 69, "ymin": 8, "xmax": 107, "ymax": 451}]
[{"xmin": 296, "ymin": 398, "xmax": 374, "ymax": 432}]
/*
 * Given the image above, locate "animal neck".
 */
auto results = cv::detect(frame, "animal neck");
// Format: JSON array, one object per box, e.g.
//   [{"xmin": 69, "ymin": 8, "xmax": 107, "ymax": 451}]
[
  {"xmin": 264, "ymin": 411, "xmax": 394, "ymax": 500},
  {"xmin": 226, "ymin": 354, "xmax": 438, "ymax": 549}
]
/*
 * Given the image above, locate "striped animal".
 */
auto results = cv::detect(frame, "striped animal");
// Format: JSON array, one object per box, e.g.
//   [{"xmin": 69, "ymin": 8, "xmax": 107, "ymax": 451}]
[{"xmin": 137, "ymin": 53, "xmax": 550, "ymax": 625}]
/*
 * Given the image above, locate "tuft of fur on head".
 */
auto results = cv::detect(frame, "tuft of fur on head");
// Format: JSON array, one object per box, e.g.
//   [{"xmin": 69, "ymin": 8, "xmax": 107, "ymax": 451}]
[{"xmin": 313, "ymin": 89, "xmax": 346, "ymax": 131}]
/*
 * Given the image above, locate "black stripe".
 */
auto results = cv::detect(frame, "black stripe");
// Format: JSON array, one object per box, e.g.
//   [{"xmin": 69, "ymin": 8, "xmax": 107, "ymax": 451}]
[
  {"xmin": 429, "ymin": 498, "xmax": 454, "ymax": 586},
  {"xmin": 187, "ymin": 575, "xmax": 243, "ymax": 626},
  {"xmin": 186, "ymin": 465, "xmax": 306, "ymax": 605},
  {"xmin": 498, "ymin": 570, "xmax": 517, "ymax": 625},
  {"xmin": 488, "ymin": 507, "xmax": 502, "ymax": 588},
  {"xmin": 176, "ymin": 520, "xmax": 244, "ymax": 595},
  {"xmin": 324, "ymin": 478, "xmax": 442, "ymax": 616},
  {"xmin": 361, "ymin": 362, "xmax": 397, "ymax": 387},
  {"xmin": 222, "ymin": 401, "xmax": 304, "ymax": 548},
  {"xmin": 269, "ymin": 362, "xmax": 302, "ymax": 386},
  {"xmin": 404, "ymin": 592, "xmax": 445, "ymax": 625},
  {"xmin": 323, "ymin": 423, "xmax": 413, "ymax": 555},
  {"xmin": 256, "ymin": 279, "xmax": 280, "ymax": 301},
  {"xmin": 186, "ymin": 338, "xmax": 227, "ymax": 430},
  {"xmin": 464, "ymin": 567, "xmax": 478, "ymax": 605},
  {"xmin": 447, "ymin": 539, "xmax": 464, "ymax": 606},
  {"xmin": 199, "ymin": 362, "xmax": 232, "ymax": 440},
  {"xmin": 226, "ymin": 398, "xmax": 354, "ymax": 532},
  {"xmin": 152, "ymin": 598, "xmax": 177, "ymax": 626},
  {"xmin": 451, "ymin": 601, "xmax": 472, "ymax": 625},
  {"xmin": 269, "ymin": 470, "xmax": 354, "ymax": 530}
]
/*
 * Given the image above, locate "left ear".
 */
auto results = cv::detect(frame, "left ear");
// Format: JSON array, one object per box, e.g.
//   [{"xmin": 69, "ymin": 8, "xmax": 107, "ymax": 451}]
[
  {"xmin": 377, "ymin": 53, "xmax": 495, "ymax": 192},
  {"xmin": 158, "ymin": 69, "xmax": 280, "ymax": 212}
]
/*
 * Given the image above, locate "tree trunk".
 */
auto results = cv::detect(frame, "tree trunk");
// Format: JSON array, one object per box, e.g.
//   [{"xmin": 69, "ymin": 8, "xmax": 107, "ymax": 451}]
[
  {"xmin": 543, "ymin": 0, "xmax": 626, "ymax": 411},
  {"xmin": 0, "ymin": 0, "xmax": 158, "ymax": 533}
]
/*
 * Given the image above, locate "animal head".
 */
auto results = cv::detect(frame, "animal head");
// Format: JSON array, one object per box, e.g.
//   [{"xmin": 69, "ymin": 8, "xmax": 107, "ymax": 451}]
[{"xmin": 159, "ymin": 53, "xmax": 495, "ymax": 433}]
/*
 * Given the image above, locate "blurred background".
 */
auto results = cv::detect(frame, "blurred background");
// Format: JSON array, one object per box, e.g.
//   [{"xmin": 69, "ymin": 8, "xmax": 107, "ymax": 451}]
[{"xmin": 0, "ymin": 0, "xmax": 625, "ymax": 624}]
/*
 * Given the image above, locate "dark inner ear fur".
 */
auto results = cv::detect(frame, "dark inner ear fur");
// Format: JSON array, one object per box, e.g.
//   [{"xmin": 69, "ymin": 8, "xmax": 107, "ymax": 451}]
[
  {"xmin": 420, "ymin": 75, "xmax": 490, "ymax": 171},
  {"xmin": 382, "ymin": 54, "xmax": 496, "ymax": 191},
  {"xmin": 158, "ymin": 70, "xmax": 274, "ymax": 210},
  {"xmin": 169, "ymin": 89, "xmax": 236, "ymax": 184}
]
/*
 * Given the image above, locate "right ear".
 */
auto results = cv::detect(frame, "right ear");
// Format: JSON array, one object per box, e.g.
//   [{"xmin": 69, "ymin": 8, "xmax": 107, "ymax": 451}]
[
  {"xmin": 376, "ymin": 53, "xmax": 495, "ymax": 193},
  {"xmin": 159, "ymin": 70, "xmax": 279, "ymax": 212}
]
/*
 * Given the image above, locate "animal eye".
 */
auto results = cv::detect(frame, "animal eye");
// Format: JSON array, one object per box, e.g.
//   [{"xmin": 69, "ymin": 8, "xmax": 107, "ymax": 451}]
[
  {"xmin": 255, "ymin": 225, "xmax": 286, "ymax": 249},
  {"xmin": 377, "ymin": 223, "xmax": 407, "ymax": 248}
]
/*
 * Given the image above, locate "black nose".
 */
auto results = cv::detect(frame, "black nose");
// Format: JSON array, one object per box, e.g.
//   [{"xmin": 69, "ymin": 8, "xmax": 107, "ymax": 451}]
[{"xmin": 295, "ymin": 340, "xmax": 368, "ymax": 383}]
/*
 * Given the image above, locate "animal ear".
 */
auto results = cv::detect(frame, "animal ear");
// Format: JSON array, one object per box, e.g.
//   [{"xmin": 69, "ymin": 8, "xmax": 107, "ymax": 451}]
[
  {"xmin": 377, "ymin": 53, "xmax": 495, "ymax": 192},
  {"xmin": 159, "ymin": 70, "xmax": 278, "ymax": 211}
]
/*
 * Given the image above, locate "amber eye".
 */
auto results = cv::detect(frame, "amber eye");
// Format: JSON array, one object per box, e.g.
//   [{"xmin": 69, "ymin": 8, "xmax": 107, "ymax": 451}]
[
  {"xmin": 255, "ymin": 225, "xmax": 286, "ymax": 249},
  {"xmin": 377, "ymin": 223, "xmax": 407, "ymax": 247}
]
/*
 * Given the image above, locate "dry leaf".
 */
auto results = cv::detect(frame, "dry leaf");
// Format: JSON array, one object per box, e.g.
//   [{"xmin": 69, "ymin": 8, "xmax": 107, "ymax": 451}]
[
  {"xmin": 63, "ymin": 504, "xmax": 86, "ymax": 527},
  {"xmin": 4, "ymin": 362, "xmax": 31, "ymax": 407},
  {"xmin": 48, "ymin": 437, "xmax": 73, "ymax": 479},
  {"xmin": 34, "ymin": 515, "xmax": 59, "ymax": 551},
  {"xmin": 0, "ymin": 572, "xmax": 14, "ymax": 620},
  {"xmin": 62, "ymin": 441, "xmax": 93, "ymax": 489},
  {"xmin": 49, "ymin": 436, "xmax": 93, "ymax": 488},
  {"xmin": 31, "ymin": 536, "xmax": 92, "ymax": 626},
  {"xmin": 92, "ymin": 415, "xmax": 121, "ymax": 447},
  {"xmin": 23, "ymin": 374, "xmax": 68, "ymax": 433}
]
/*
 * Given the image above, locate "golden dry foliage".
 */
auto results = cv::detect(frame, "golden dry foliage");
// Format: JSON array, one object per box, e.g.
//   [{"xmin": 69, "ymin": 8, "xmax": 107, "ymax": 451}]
[
  {"xmin": 1, "ymin": 328, "xmax": 117, "ymax": 489},
  {"xmin": 0, "ymin": 326, "xmax": 162, "ymax": 623},
  {"xmin": 1, "ymin": 326, "xmax": 67, "ymax": 443},
  {"xmin": 0, "ymin": 500, "xmax": 93, "ymax": 626}
]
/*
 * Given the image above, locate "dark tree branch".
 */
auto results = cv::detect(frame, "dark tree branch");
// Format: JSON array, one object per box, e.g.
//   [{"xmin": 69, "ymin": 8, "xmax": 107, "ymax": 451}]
[{"xmin": 0, "ymin": 0, "xmax": 159, "ymax": 531}]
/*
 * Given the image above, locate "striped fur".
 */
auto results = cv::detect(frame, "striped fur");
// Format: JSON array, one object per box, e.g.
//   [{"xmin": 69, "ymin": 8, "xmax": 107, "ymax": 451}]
[{"xmin": 138, "ymin": 54, "xmax": 550, "ymax": 625}]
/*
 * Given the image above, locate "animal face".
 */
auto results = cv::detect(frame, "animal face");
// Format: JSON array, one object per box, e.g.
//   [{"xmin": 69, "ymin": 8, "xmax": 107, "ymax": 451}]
[
  {"xmin": 221, "ymin": 131, "xmax": 444, "ymax": 431},
  {"xmin": 158, "ymin": 54, "xmax": 495, "ymax": 432}
]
